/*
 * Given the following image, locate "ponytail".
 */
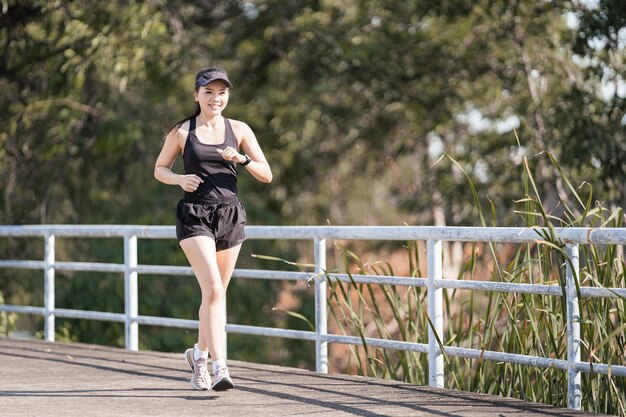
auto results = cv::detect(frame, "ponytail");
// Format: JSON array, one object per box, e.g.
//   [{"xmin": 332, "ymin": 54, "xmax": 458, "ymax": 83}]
[{"xmin": 164, "ymin": 102, "xmax": 201, "ymax": 136}]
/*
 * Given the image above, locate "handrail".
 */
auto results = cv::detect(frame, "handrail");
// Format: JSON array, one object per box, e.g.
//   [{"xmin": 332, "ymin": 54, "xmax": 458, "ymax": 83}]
[
  {"xmin": 2, "ymin": 224, "xmax": 626, "ymax": 411},
  {"xmin": 2, "ymin": 224, "xmax": 626, "ymax": 243}
]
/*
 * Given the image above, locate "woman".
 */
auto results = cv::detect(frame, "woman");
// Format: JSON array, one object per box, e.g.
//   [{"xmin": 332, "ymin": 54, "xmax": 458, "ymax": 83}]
[{"xmin": 154, "ymin": 66, "xmax": 272, "ymax": 391}]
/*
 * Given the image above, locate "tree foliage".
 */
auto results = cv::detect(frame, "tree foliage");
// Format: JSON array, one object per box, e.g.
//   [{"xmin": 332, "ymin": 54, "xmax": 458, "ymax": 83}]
[{"xmin": 2, "ymin": 0, "xmax": 624, "ymax": 226}]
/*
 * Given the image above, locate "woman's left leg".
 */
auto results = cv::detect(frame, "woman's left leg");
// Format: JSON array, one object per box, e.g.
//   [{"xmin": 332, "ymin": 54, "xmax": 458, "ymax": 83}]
[
  {"xmin": 217, "ymin": 244, "xmax": 242, "ymax": 289},
  {"xmin": 198, "ymin": 243, "xmax": 241, "ymax": 350},
  {"xmin": 203, "ymin": 243, "xmax": 242, "ymax": 390}
]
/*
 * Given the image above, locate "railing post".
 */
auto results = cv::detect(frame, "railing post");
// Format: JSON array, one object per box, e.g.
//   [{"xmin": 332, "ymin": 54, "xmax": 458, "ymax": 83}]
[
  {"xmin": 124, "ymin": 235, "xmax": 138, "ymax": 351},
  {"xmin": 314, "ymin": 238, "xmax": 328, "ymax": 373},
  {"xmin": 44, "ymin": 234, "xmax": 55, "ymax": 342},
  {"xmin": 427, "ymin": 239, "xmax": 444, "ymax": 387},
  {"xmin": 566, "ymin": 244, "xmax": 581, "ymax": 410}
]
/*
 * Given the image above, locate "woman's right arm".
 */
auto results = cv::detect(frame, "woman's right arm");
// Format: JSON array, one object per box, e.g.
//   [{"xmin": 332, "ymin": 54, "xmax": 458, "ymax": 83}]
[{"xmin": 154, "ymin": 128, "xmax": 203, "ymax": 192}]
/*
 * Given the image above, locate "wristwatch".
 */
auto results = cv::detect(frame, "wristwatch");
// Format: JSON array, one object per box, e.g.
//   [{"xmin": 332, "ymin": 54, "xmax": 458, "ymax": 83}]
[{"xmin": 240, "ymin": 155, "xmax": 252, "ymax": 166}]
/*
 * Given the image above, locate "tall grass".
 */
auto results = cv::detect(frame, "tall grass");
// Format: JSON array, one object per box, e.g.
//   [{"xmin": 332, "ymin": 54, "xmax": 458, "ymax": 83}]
[
  {"xmin": 0, "ymin": 291, "xmax": 17, "ymax": 336},
  {"xmin": 324, "ymin": 152, "xmax": 626, "ymax": 416}
]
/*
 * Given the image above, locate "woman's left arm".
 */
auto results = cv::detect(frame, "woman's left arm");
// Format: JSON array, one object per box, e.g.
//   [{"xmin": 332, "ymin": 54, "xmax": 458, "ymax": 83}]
[{"xmin": 235, "ymin": 122, "xmax": 273, "ymax": 183}]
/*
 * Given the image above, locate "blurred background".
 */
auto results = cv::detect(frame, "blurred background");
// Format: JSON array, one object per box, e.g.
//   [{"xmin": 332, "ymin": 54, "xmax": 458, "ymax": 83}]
[{"xmin": 1, "ymin": 0, "xmax": 625, "ymax": 403}]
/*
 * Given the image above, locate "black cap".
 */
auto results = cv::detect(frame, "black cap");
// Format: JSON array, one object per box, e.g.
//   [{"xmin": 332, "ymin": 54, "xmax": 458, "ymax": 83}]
[{"xmin": 195, "ymin": 71, "xmax": 233, "ymax": 89}]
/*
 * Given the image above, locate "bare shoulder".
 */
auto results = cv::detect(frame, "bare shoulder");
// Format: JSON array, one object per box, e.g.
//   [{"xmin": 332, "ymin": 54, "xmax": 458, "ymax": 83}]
[
  {"xmin": 176, "ymin": 119, "xmax": 191, "ymax": 139},
  {"xmin": 228, "ymin": 118, "xmax": 253, "ymax": 134},
  {"xmin": 228, "ymin": 118, "xmax": 255, "ymax": 145},
  {"xmin": 167, "ymin": 119, "xmax": 190, "ymax": 148}
]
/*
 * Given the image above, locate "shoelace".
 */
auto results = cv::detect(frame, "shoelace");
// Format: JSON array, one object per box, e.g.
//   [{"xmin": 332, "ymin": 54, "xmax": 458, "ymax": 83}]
[
  {"xmin": 200, "ymin": 365, "xmax": 208, "ymax": 377},
  {"xmin": 214, "ymin": 367, "xmax": 229, "ymax": 380},
  {"xmin": 196, "ymin": 361, "xmax": 209, "ymax": 383}
]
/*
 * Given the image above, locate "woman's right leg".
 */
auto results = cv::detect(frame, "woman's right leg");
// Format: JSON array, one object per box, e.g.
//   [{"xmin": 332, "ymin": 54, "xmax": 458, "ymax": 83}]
[
  {"xmin": 179, "ymin": 236, "xmax": 227, "ymax": 362},
  {"xmin": 197, "ymin": 243, "xmax": 242, "ymax": 357}
]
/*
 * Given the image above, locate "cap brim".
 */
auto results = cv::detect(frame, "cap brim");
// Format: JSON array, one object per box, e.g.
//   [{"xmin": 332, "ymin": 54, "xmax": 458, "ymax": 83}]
[{"xmin": 195, "ymin": 74, "xmax": 233, "ymax": 88}]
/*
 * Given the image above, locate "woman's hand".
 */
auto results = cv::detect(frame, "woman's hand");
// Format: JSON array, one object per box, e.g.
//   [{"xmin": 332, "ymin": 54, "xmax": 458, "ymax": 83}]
[
  {"xmin": 217, "ymin": 147, "xmax": 246, "ymax": 164},
  {"xmin": 177, "ymin": 174, "xmax": 204, "ymax": 192}
]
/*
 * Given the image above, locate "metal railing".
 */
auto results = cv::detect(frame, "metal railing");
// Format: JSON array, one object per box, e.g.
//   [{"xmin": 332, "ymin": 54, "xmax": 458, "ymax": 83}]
[{"xmin": 2, "ymin": 224, "xmax": 626, "ymax": 410}]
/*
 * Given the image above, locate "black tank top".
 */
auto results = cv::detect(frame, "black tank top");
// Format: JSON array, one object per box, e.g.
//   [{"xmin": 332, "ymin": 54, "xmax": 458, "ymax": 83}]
[{"xmin": 182, "ymin": 117, "xmax": 238, "ymax": 203}]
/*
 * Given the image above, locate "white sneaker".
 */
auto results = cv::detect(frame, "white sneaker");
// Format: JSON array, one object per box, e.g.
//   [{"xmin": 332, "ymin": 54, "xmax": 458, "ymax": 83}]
[
  {"xmin": 211, "ymin": 366, "xmax": 234, "ymax": 391},
  {"xmin": 184, "ymin": 347, "xmax": 210, "ymax": 390}
]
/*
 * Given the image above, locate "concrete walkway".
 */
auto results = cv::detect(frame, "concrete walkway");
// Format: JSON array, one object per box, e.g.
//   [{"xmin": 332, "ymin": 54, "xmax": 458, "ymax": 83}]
[{"xmin": 0, "ymin": 338, "xmax": 607, "ymax": 417}]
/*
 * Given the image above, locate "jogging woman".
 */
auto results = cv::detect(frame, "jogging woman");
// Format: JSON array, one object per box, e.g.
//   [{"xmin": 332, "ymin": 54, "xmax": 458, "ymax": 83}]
[{"xmin": 154, "ymin": 66, "xmax": 272, "ymax": 391}]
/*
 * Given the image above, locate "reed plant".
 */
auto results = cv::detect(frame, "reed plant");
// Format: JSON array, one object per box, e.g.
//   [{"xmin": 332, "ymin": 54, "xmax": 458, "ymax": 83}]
[
  {"xmin": 0, "ymin": 291, "xmax": 17, "ymax": 336},
  {"xmin": 323, "ymin": 151, "xmax": 626, "ymax": 416}
]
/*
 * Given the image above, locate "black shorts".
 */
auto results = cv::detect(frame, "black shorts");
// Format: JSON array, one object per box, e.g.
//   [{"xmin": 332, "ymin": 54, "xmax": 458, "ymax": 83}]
[{"xmin": 176, "ymin": 195, "xmax": 247, "ymax": 251}]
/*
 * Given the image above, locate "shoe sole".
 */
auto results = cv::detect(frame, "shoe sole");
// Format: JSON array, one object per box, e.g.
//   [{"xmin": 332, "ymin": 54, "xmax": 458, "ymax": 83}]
[
  {"xmin": 184, "ymin": 348, "xmax": 209, "ymax": 390},
  {"xmin": 211, "ymin": 377, "xmax": 235, "ymax": 391}
]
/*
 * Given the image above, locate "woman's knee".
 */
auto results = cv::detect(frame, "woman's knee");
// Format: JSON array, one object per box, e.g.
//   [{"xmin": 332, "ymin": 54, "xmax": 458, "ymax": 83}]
[{"xmin": 201, "ymin": 283, "xmax": 225, "ymax": 305}]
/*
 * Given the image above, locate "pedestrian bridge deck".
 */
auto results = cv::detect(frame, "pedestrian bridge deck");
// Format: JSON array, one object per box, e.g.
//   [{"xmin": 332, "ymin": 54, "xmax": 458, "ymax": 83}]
[{"xmin": 0, "ymin": 338, "xmax": 604, "ymax": 417}]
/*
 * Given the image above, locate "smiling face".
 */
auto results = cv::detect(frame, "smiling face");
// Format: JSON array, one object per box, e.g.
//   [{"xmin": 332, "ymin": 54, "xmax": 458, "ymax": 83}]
[{"xmin": 194, "ymin": 80, "xmax": 230, "ymax": 116}]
